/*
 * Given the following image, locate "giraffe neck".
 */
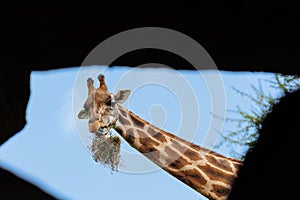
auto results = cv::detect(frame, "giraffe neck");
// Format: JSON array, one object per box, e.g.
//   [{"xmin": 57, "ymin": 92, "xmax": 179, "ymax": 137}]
[{"xmin": 114, "ymin": 105, "xmax": 242, "ymax": 200}]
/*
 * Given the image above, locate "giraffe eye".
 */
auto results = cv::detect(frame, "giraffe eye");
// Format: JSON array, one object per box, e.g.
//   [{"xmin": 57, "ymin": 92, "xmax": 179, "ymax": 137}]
[{"xmin": 105, "ymin": 99, "xmax": 112, "ymax": 106}]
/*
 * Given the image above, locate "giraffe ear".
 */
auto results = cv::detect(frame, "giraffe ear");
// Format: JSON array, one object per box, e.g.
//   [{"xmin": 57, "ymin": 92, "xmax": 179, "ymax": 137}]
[
  {"xmin": 114, "ymin": 90, "xmax": 131, "ymax": 104},
  {"xmin": 78, "ymin": 109, "xmax": 89, "ymax": 119}
]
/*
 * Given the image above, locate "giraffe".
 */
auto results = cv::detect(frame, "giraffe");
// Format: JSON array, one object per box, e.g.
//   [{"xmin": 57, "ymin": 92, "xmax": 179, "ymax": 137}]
[{"xmin": 77, "ymin": 74, "xmax": 243, "ymax": 200}]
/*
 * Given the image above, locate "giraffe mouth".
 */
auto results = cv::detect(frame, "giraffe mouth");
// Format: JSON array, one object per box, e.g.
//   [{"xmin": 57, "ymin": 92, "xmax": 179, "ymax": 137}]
[
  {"xmin": 97, "ymin": 124, "xmax": 114, "ymax": 136},
  {"xmin": 97, "ymin": 119, "xmax": 117, "ymax": 134}
]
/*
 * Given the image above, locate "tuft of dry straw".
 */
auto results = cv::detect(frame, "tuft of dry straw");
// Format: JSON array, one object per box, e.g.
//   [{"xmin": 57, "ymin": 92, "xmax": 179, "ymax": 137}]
[{"xmin": 89, "ymin": 133, "xmax": 121, "ymax": 172}]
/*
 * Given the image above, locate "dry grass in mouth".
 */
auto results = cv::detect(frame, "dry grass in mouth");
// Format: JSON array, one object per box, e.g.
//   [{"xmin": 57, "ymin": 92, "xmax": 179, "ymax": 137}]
[{"xmin": 89, "ymin": 132, "xmax": 121, "ymax": 172}]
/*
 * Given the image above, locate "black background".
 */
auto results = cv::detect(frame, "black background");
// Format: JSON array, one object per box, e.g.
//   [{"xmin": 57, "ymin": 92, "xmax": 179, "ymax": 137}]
[{"xmin": 0, "ymin": 2, "xmax": 299, "ymax": 199}]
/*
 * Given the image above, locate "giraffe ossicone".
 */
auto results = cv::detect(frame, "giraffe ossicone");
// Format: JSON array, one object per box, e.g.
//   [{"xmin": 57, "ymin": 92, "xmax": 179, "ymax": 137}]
[{"xmin": 78, "ymin": 74, "xmax": 242, "ymax": 200}]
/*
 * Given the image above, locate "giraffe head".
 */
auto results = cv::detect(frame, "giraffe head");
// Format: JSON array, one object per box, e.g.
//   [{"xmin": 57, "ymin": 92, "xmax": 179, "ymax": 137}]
[{"xmin": 78, "ymin": 74, "xmax": 131, "ymax": 134}]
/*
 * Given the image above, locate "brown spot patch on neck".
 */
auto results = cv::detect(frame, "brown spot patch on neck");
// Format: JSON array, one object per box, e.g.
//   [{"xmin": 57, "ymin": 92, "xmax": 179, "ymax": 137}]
[
  {"xmin": 125, "ymin": 128, "xmax": 135, "ymax": 145},
  {"xmin": 165, "ymin": 146, "xmax": 192, "ymax": 169},
  {"xmin": 206, "ymin": 155, "xmax": 233, "ymax": 173},
  {"xmin": 184, "ymin": 168, "xmax": 208, "ymax": 188},
  {"xmin": 130, "ymin": 114, "xmax": 145, "ymax": 128},
  {"xmin": 114, "ymin": 126, "xmax": 123, "ymax": 135},
  {"xmin": 170, "ymin": 139, "xmax": 201, "ymax": 161},
  {"xmin": 118, "ymin": 114, "xmax": 131, "ymax": 125},
  {"xmin": 137, "ymin": 130, "xmax": 159, "ymax": 153},
  {"xmin": 211, "ymin": 184, "xmax": 231, "ymax": 198},
  {"xmin": 144, "ymin": 150, "xmax": 161, "ymax": 164},
  {"xmin": 183, "ymin": 149, "xmax": 201, "ymax": 161},
  {"xmin": 148, "ymin": 127, "xmax": 167, "ymax": 143},
  {"xmin": 165, "ymin": 167, "xmax": 208, "ymax": 193},
  {"xmin": 197, "ymin": 164, "xmax": 235, "ymax": 185},
  {"xmin": 118, "ymin": 107, "xmax": 127, "ymax": 117}
]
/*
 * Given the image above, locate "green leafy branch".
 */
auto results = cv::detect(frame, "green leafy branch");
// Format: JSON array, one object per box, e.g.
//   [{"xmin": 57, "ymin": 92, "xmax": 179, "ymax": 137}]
[{"xmin": 217, "ymin": 73, "xmax": 300, "ymax": 160}]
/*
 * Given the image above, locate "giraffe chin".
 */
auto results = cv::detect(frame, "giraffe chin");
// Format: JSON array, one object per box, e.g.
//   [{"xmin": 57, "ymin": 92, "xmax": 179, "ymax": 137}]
[{"xmin": 95, "ymin": 125, "xmax": 114, "ymax": 137}]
